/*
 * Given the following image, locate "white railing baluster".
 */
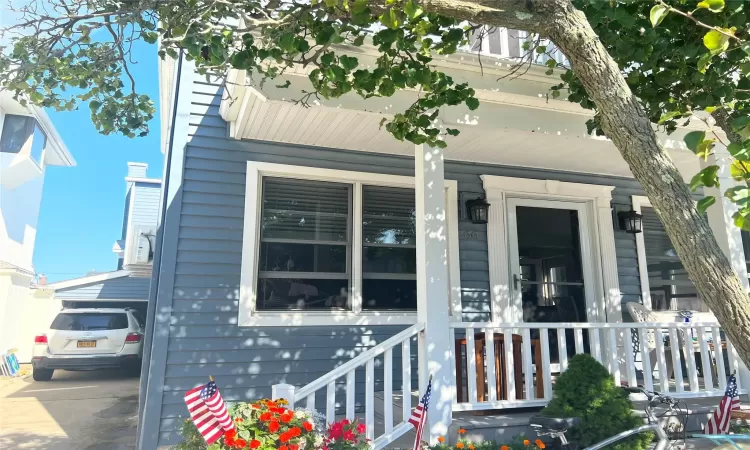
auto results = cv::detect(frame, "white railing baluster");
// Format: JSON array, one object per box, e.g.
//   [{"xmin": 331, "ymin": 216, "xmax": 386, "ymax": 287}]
[
  {"xmin": 540, "ymin": 329, "xmax": 552, "ymax": 400},
  {"xmin": 402, "ymin": 339, "xmax": 411, "ymax": 420},
  {"xmin": 326, "ymin": 381, "xmax": 336, "ymax": 424},
  {"xmin": 698, "ymin": 327, "xmax": 714, "ymax": 391},
  {"xmin": 574, "ymin": 328, "xmax": 584, "ymax": 354},
  {"xmin": 638, "ymin": 327, "xmax": 654, "ymax": 392},
  {"xmin": 306, "ymin": 393, "xmax": 315, "ymax": 411},
  {"xmin": 653, "ymin": 326, "xmax": 670, "ymax": 393},
  {"xmin": 590, "ymin": 328, "xmax": 602, "ymax": 363},
  {"xmin": 668, "ymin": 327, "xmax": 684, "ymax": 393},
  {"xmin": 522, "ymin": 328, "xmax": 534, "ymax": 400},
  {"xmin": 558, "ymin": 328, "xmax": 569, "ymax": 373},
  {"xmin": 624, "ymin": 327, "xmax": 637, "ymax": 388},
  {"xmin": 503, "ymin": 329, "xmax": 515, "ymax": 400},
  {"xmin": 384, "ymin": 348, "xmax": 393, "ymax": 433},
  {"xmin": 365, "ymin": 359, "xmax": 375, "ymax": 440},
  {"xmin": 682, "ymin": 327, "xmax": 699, "ymax": 392},
  {"xmin": 727, "ymin": 340, "xmax": 742, "ymax": 390},
  {"xmin": 484, "ymin": 328, "xmax": 497, "ymax": 402},
  {"xmin": 346, "ymin": 371, "xmax": 355, "ymax": 420},
  {"xmin": 713, "ymin": 327, "xmax": 727, "ymax": 391},
  {"xmin": 466, "ymin": 329, "xmax": 477, "ymax": 403},
  {"xmin": 450, "ymin": 327, "xmax": 457, "ymax": 404},
  {"xmin": 608, "ymin": 328, "xmax": 620, "ymax": 387}
]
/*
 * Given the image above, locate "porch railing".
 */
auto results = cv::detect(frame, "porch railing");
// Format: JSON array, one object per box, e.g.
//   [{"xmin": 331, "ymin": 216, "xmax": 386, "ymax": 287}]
[
  {"xmin": 287, "ymin": 323, "xmax": 424, "ymax": 450},
  {"xmin": 450, "ymin": 322, "xmax": 746, "ymax": 412}
]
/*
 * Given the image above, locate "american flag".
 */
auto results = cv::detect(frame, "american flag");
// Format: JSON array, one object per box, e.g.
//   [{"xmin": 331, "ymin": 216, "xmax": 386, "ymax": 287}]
[
  {"xmin": 409, "ymin": 377, "xmax": 432, "ymax": 450},
  {"xmin": 184, "ymin": 381, "xmax": 235, "ymax": 444},
  {"xmin": 704, "ymin": 374, "xmax": 741, "ymax": 434}
]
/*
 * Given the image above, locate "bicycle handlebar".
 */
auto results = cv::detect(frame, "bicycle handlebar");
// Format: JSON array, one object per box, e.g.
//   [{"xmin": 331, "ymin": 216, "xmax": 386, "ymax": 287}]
[{"xmin": 622, "ymin": 386, "xmax": 679, "ymax": 408}]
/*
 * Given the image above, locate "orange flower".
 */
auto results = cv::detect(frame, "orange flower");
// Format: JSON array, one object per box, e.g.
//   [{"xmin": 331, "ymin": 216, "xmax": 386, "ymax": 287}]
[
  {"xmin": 468, "ymin": 445, "xmax": 475, "ymax": 450},
  {"xmin": 438, "ymin": 437, "xmax": 445, "ymax": 443},
  {"xmin": 535, "ymin": 440, "xmax": 546, "ymax": 449},
  {"xmin": 523, "ymin": 440, "xmax": 530, "ymax": 446},
  {"xmin": 456, "ymin": 443, "xmax": 465, "ymax": 449},
  {"xmin": 500, "ymin": 446, "xmax": 510, "ymax": 450},
  {"xmin": 458, "ymin": 428, "xmax": 467, "ymax": 435}
]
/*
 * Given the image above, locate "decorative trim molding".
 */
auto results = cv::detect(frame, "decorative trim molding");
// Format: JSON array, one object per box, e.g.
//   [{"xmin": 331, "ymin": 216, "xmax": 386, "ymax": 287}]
[
  {"xmin": 481, "ymin": 175, "xmax": 620, "ymax": 323},
  {"xmin": 44, "ymin": 270, "xmax": 131, "ymax": 290},
  {"xmin": 238, "ymin": 162, "xmax": 461, "ymax": 327}
]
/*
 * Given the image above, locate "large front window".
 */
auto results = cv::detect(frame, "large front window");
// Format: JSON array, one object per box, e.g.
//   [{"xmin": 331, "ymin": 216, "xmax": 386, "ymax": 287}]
[
  {"xmin": 0, "ymin": 114, "xmax": 47, "ymax": 164},
  {"xmin": 256, "ymin": 178, "xmax": 419, "ymax": 311}
]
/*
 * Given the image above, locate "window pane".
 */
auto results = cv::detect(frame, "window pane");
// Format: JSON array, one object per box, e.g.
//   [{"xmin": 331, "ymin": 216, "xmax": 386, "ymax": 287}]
[
  {"xmin": 363, "ymin": 247, "xmax": 416, "ymax": 274},
  {"xmin": 362, "ymin": 279, "xmax": 417, "ymax": 310},
  {"xmin": 50, "ymin": 313, "xmax": 129, "ymax": 330},
  {"xmin": 257, "ymin": 278, "xmax": 349, "ymax": 310},
  {"xmin": 1, "ymin": 115, "xmax": 33, "ymax": 154},
  {"xmin": 261, "ymin": 178, "xmax": 350, "ymax": 241},
  {"xmin": 642, "ymin": 207, "xmax": 706, "ymax": 311},
  {"xmin": 362, "ymin": 186, "xmax": 415, "ymax": 244},
  {"xmin": 30, "ymin": 123, "xmax": 46, "ymax": 163},
  {"xmin": 259, "ymin": 242, "xmax": 347, "ymax": 273}
]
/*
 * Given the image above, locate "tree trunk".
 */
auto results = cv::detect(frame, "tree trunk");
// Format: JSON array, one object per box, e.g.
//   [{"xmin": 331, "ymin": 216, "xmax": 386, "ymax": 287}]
[{"xmin": 532, "ymin": 0, "xmax": 750, "ymax": 367}]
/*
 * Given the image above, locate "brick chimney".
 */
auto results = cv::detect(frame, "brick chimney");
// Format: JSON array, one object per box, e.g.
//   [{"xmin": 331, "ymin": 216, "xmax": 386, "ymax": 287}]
[{"xmin": 127, "ymin": 162, "xmax": 148, "ymax": 178}]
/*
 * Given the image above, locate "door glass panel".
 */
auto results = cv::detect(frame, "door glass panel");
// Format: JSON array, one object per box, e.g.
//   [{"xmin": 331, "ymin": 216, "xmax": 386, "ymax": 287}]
[{"xmin": 515, "ymin": 206, "xmax": 586, "ymax": 323}]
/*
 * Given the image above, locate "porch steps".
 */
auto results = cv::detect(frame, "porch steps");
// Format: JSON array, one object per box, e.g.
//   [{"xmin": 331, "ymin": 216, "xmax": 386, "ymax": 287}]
[{"xmin": 370, "ymin": 391, "xmax": 749, "ymax": 448}]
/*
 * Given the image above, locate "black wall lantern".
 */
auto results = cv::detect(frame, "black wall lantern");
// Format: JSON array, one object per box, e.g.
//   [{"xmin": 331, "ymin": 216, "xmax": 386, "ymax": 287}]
[
  {"xmin": 617, "ymin": 209, "xmax": 643, "ymax": 234},
  {"xmin": 466, "ymin": 197, "xmax": 490, "ymax": 224}
]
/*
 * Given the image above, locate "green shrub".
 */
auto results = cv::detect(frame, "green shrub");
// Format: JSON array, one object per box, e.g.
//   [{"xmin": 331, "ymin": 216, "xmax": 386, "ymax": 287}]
[{"xmin": 541, "ymin": 354, "xmax": 651, "ymax": 450}]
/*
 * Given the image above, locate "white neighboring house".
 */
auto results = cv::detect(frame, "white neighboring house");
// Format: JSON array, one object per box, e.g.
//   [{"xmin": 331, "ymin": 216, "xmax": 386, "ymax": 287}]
[{"xmin": 0, "ymin": 90, "xmax": 76, "ymax": 363}]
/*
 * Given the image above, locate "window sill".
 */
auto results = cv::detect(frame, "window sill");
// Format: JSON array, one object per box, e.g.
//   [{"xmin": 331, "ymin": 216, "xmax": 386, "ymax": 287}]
[{"xmin": 238, "ymin": 311, "xmax": 418, "ymax": 327}]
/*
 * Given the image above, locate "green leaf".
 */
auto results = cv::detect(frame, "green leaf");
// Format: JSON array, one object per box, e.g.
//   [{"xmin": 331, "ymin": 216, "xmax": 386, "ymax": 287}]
[
  {"xmin": 404, "ymin": 0, "xmax": 423, "ymax": 19},
  {"xmin": 658, "ymin": 110, "xmax": 688, "ymax": 124},
  {"xmin": 379, "ymin": 8, "xmax": 400, "ymax": 30},
  {"xmin": 683, "ymin": 131, "xmax": 705, "ymax": 153},
  {"xmin": 697, "ymin": 53, "xmax": 713, "ymax": 73},
  {"xmin": 466, "ymin": 97, "xmax": 479, "ymax": 111},
  {"xmin": 446, "ymin": 128, "xmax": 460, "ymax": 136},
  {"xmin": 703, "ymin": 30, "xmax": 729, "ymax": 53},
  {"xmin": 696, "ymin": 0, "xmax": 725, "ymax": 12},
  {"xmin": 697, "ymin": 196, "xmax": 716, "ymax": 214},
  {"xmin": 731, "ymin": 116, "xmax": 750, "ymax": 132},
  {"xmin": 649, "ymin": 4, "xmax": 669, "ymax": 27},
  {"xmin": 728, "ymin": 142, "xmax": 750, "ymax": 161},
  {"xmin": 743, "ymin": 42, "xmax": 750, "ymax": 57},
  {"xmin": 689, "ymin": 165, "xmax": 719, "ymax": 191},
  {"xmin": 730, "ymin": 160, "xmax": 750, "ymax": 181},
  {"xmin": 324, "ymin": 0, "xmax": 338, "ymax": 7},
  {"xmin": 725, "ymin": 186, "xmax": 750, "ymax": 205},
  {"xmin": 734, "ymin": 212, "xmax": 750, "ymax": 231}
]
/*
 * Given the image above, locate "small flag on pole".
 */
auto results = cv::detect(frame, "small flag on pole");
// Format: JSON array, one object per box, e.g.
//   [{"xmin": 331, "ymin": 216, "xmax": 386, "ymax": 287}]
[
  {"xmin": 184, "ymin": 379, "xmax": 235, "ymax": 444},
  {"xmin": 409, "ymin": 376, "xmax": 432, "ymax": 450},
  {"xmin": 703, "ymin": 373, "xmax": 741, "ymax": 434}
]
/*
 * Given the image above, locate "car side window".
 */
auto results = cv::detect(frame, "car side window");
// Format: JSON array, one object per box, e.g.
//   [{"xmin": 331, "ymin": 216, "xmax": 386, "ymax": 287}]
[{"xmin": 131, "ymin": 312, "xmax": 145, "ymax": 328}]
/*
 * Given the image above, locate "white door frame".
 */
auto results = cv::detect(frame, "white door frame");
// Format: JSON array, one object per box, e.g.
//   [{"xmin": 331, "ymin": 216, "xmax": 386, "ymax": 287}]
[
  {"xmin": 481, "ymin": 176, "xmax": 621, "ymax": 324},
  {"xmin": 506, "ymin": 197, "xmax": 599, "ymax": 323}
]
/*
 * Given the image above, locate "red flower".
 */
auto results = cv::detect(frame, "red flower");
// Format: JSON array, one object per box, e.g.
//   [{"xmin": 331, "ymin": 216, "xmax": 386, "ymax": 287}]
[
  {"xmin": 235, "ymin": 417, "xmax": 244, "ymax": 423},
  {"xmin": 289, "ymin": 445, "xmax": 299, "ymax": 450},
  {"xmin": 269, "ymin": 420, "xmax": 281, "ymax": 433},
  {"xmin": 344, "ymin": 430, "xmax": 356, "ymax": 441},
  {"xmin": 279, "ymin": 432, "xmax": 291, "ymax": 443},
  {"xmin": 225, "ymin": 438, "xmax": 236, "ymax": 447},
  {"xmin": 280, "ymin": 412, "xmax": 294, "ymax": 423},
  {"xmin": 357, "ymin": 423, "xmax": 366, "ymax": 434},
  {"xmin": 235, "ymin": 439, "xmax": 248, "ymax": 448},
  {"xmin": 342, "ymin": 419, "xmax": 350, "ymax": 425},
  {"xmin": 279, "ymin": 446, "xmax": 289, "ymax": 450},
  {"xmin": 259, "ymin": 412, "xmax": 273, "ymax": 422},
  {"xmin": 303, "ymin": 421, "xmax": 313, "ymax": 432},
  {"xmin": 249, "ymin": 439, "xmax": 261, "ymax": 449},
  {"xmin": 270, "ymin": 406, "xmax": 286, "ymax": 414},
  {"xmin": 225, "ymin": 429, "xmax": 238, "ymax": 439},
  {"xmin": 329, "ymin": 422, "xmax": 344, "ymax": 439}
]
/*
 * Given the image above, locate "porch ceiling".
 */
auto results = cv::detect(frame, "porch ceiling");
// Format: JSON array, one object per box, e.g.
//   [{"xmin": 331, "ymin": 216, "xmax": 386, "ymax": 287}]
[{"xmin": 220, "ymin": 56, "xmax": 702, "ymax": 179}]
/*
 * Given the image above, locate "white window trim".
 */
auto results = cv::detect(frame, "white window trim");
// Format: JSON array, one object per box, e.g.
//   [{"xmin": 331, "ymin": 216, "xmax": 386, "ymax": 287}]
[
  {"xmin": 481, "ymin": 176, "xmax": 621, "ymax": 324},
  {"xmin": 239, "ymin": 162, "xmax": 461, "ymax": 327}
]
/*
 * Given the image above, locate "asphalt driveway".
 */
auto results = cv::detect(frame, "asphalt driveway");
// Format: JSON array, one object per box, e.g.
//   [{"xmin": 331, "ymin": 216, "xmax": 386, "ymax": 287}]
[{"xmin": 0, "ymin": 369, "xmax": 139, "ymax": 449}]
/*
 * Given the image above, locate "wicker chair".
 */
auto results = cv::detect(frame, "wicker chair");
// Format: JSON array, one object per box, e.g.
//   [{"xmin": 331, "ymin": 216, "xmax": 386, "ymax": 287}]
[{"xmin": 626, "ymin": 302, "xmax": 675, "ymax": 379}]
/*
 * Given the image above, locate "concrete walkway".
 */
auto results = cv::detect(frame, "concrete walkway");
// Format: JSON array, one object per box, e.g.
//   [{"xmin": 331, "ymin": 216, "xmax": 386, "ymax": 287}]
[{"xmin": 0, "ymin": 370, "xmax": 139, "ymax": 450}]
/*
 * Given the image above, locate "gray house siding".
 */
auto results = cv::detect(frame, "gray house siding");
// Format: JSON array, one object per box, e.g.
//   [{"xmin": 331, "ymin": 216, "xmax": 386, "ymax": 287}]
[
  {"xmin": 55, "ymin": 276, "xmax": 151, "ymax": 301},
  {"xmin": 144, "ymin": 73, "xmax": 652, "ymax": 447},
  {"xmin": 131, "ymin": 182, "xmax": 161, "ymax": 233}
]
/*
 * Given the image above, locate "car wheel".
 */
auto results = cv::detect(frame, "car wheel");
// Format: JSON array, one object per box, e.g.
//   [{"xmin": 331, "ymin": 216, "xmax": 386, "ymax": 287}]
[{"xmin": 32, "ymin": 368, "xmax": 54, "ymax": 381}]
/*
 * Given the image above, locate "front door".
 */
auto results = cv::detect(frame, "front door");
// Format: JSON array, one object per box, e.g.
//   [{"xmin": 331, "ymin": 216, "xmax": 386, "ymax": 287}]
[{"xmin": 506, "ymin": 198, "xmax": 600, "ymax": 324}]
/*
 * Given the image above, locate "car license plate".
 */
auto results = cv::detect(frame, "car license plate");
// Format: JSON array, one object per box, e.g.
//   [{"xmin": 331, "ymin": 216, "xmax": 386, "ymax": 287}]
[{"xmin": 77, "ymin": 340, "xmax": 96, "ymax": 348}]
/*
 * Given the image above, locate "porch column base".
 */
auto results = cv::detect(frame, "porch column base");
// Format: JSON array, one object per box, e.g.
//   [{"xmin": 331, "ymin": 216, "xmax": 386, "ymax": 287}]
[{"xmin": 415, "ymin": 143, "xmax": 453, "ymax": 444}]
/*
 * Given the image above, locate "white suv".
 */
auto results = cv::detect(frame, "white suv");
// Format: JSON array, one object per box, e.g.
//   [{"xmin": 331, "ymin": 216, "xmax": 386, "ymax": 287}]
[{"xmin": 31, "ymin": 308, "xmax": 145, "ymax": 381}]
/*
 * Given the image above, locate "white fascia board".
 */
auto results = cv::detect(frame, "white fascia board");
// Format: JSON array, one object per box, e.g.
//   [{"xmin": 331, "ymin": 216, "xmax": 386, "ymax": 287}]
[
  {"xmin": 44, "ymin": 270, "xmax": 130, "ymax": 290},
  {"xmin": 124, "ymin": 177, "xmax": 162, "ymax": 184}
]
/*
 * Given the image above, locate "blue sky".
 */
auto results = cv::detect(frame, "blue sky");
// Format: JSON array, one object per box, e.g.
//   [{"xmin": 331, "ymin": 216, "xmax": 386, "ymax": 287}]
[{"xmin": 34, "ymin": 42, "xmax": 163, "ymax": 282}]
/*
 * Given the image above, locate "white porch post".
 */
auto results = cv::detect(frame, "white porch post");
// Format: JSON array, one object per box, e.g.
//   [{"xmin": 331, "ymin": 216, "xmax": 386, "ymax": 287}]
[
  {"xmin": 415, "ymin": 143, "xmax": 453, "ymax": 443},
  {"xmin": 702, "ymin": 146, "xmax": 750, "ymax": 389},
  {"xmin": 702, "ymin": 146, "xmax": 750, "ymax": 291}
]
